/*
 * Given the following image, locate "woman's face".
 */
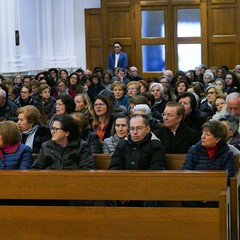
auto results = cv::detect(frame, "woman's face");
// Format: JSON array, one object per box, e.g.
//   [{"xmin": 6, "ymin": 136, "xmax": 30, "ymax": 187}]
[
  {"xmin": 57, "ymin": 82, "xmax": 67, "ymax": 93},
  {"xmin": 217, "ymin": 69, "xmax": 224, "ymax": 78},
  {"xmin": 140, "ymin": 83, "xmax": 147, "ymax": 93},
  {"xmin": 115, "ymin": 118, "xmax": 129, "ymax": 139},
  {"xmin": 214, "ymin": 80, "xmax": 224, "ymax": 90},
  {"xmin": 20, "ymin": 87, "xmax": 31, "ymax": 101},
  {"xmin": 201, "ymin": 127, "xmax": 220, "ymax": 148},
  {"xmin": 60, "ymin": 71, "xmax": 68, "ymax": 79},
  {"xmin": 113, "ymin": 86, "xmax": 124, "ymax": 100},
  {"xmin": 17, "ymin": 113, "xmax": 33, "ymax": 131},
  {"xmin": 178, "ymin": 96, "xmax": 192, "ymax": 117},
  {"xmin": 206, "ymin": 88, "xmax": 217, "ymax": 103},
  {"xmin": 85, "ymin": 79, "xmax": 91, "ymax": 87},
  {"xmin": 215, "ymin": 98, "xmax": 226, "ymax": 112},
  {"xmin": 225, "ymin": 74, "xmax": 233, "ymax": 86},
  {"xmin": 151, "ymin": 86, "xmax": 161, "ymax": 100},
  {"xmin": 14, "ymin": 75, "xmax": 22, "ymax": 84},
  {"xmin": 51, "ymin": 120, "xmax": 68, "ymax": 144},
  {"xmin": 55, "ymin": 99, "xmax": 66, "ymax": 115},
  {"xmin": 93, "ymin": 99, "xmax": 107, "ymax": 117},
  {"xmin": 103, "ymin": 74, "xmax": 110, "ymax": 83},
  {"xmin": 127, "ymin": 84, "xmax": 138, "ymax": 97},
  {"xmin": 92, "ymin": 77, "xmax": 99, "ymax": 85},
  {"xmin": 69, "ymin": 74, "xmax": 78, "ymax": 85},
  {"xmin": 195, "ymin": 68, "xmax": 201, "ymax": 76},
  {"xmin": 40, "ymin": 88, "xmax": 51, "ymax": 101},
  {"xmin": 203, "ymin": 75, "xmax": 212, "ymax": 84},
  {"xmin": 177, "ymin": 83, "xmax": 187, "ymax": 93},
  {"xmin": 74, "ymin": 95, "xmax": 86, "ymax": 112}
]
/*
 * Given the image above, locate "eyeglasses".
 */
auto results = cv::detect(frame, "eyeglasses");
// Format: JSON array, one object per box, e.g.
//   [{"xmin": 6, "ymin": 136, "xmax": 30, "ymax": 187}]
[
  {"xmin": 114, "ymin": 46, "xmax": 120, "ymax": 49},
  {"xmin": 130, "ymin": 126, "xmax": 146, "ymax": 132},
  {"xmin": 207, "ymin": 91, "xmax": 216, "ymax": 95},
  {"xmin": 94, "ymin": 103, "xmax": 106, "ymax": 107},
  {"xmin": 162, "ymin": 113, "xmax": 175, "ymax": 118},
  {"xmin": 50, "ymin": 127, "xmax": 63, "ymax": 133},
  {"xmin": 21, "ymin": 91, "xmax": 29, "ymax": 94}
]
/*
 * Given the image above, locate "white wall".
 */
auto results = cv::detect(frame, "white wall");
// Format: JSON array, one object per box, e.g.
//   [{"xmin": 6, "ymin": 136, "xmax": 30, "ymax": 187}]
[{"xmin": 0, "ymin": 0, "xmax": 100, "ymax": 75}]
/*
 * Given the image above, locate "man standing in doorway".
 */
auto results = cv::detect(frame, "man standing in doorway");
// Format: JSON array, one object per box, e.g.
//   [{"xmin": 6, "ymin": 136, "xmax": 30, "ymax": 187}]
[{"xmin": 107, "ymin": 41, "xmax": 128, "ymax": 73}]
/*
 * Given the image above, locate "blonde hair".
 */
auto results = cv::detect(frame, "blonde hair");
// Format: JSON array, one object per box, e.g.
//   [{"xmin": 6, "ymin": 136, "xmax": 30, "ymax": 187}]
[{"xmin": 74, "ymin": 93, "xmax": 94, "ymax": 118}]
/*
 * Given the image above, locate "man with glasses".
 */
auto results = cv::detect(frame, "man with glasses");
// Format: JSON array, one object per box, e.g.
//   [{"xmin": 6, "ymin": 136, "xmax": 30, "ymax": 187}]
[
  {"xmin": 107, "ymin": 41, "xmax": 128, "ymax": 73},
  {"xmin": 109, "ymin": 114, "xmax": 165, "ymax": 170}
]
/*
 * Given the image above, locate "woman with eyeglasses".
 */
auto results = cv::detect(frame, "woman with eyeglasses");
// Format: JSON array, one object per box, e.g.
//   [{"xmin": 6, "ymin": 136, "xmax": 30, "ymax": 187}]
[
  {"xmin": 68, "ymin": 72, "xmax": 86, "ymax": 95},
  {"xmin": 32, "ymin": 115, "xmax": 94, "ymax": 170},
  {"xmin": 224, "ymin": 72, "xmax": 240, "ymax": 94},
  {"xmin": 199, "ymin": 85, "xmax": 223, "ymax": 118},
  {"xmin": 91, "ymin": 95, "xmax": 115, "ymax": 142},
  {"xmin": 14, "ymin": 86, "xmax": 40, "ymax": 108}
]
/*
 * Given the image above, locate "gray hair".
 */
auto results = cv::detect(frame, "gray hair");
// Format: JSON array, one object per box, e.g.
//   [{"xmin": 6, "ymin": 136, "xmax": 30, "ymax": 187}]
[
  {"xmin": 226, "ymin": 92, "xmax": 240, "ymax": 104},
  {"xmin": 203, "ymin": 71, "xmax": 215, "ymax": 81},
  {"xmin": 149, "ymin": 82, "xmax": 164, "ymax": 94},
  {"xmin": 132, "ymin": 104, "xmax": 152, "ymax": 119},
  {"xmin": 0, "ymin": 89, "xmax": 6, "ymax": 99},
  {"xmin": 219, "ymin": 114, "xmax": 239, "ymax": 133}
]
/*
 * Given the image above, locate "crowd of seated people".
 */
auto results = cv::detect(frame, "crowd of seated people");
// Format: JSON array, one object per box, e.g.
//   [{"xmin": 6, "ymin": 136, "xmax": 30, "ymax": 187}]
[{"xmin": 0, "ymin": 64, "xmax": 239, "ymax": 182}]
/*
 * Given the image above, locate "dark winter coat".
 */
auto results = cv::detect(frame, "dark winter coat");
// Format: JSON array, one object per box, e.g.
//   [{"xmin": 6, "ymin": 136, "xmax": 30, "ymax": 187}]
[
  {"xmin": 31, "ymin": 138, "xmax": 94, "ymax": 170},
  {"xmin": 109, "ymin": 132, "xmax": 165, "ymax": 170}
]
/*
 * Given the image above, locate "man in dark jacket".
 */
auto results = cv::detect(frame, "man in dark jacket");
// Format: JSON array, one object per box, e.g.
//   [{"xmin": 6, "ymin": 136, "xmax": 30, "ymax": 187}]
[
  {"xmin": 0, "ymin": 88, "xmax": 19, "ymax": 122},
  {"xmin": 109, "ymin": 114, "xmax": 165, "ymax": 170},
  {"xmin": 108, "ymin": 114, "xmax": 165, "ymax": 207},
  {"xmin": 154, "ymin": 102, "xmax": 200, "ymax": 153}
]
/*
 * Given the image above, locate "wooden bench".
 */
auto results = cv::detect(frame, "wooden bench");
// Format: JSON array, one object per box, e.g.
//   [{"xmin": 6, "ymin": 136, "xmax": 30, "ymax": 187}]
[
  {"xmin": 0, "ymin": 170, "xmax": 229, "ymax": 240},
  {"xmin": 93, "ymin": 153, "xmax": 240, "ymax": 240}
]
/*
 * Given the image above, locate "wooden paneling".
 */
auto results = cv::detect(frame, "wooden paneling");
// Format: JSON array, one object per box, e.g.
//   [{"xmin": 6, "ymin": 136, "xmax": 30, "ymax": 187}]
[
  {"xmin": 208, "ymin": 0, "xmax": 239, "ymax": 69},
  {"xmin": 212, "ymin": 8, "xmax": 236, "ymax": 35},
  {"xmin": 85, "ymin": 9, "xmax": 103, "ymax": 70},
  {"xmin": 85, "ymin": 0, "xmax": 240, "ymax": 75},
  {"xmin": 211, "ymin": 43, "xmax": 236, "ymax": 67}
]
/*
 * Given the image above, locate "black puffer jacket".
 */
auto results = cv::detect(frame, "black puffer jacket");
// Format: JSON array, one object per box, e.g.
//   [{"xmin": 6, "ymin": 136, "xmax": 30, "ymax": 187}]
[
  {"xmin": 31, "ymin": 138, "xmax": 94, "ymax": 170},
  {"xmin": 109, "ymin": 132, "xmax": 165, "ymax": 170}
]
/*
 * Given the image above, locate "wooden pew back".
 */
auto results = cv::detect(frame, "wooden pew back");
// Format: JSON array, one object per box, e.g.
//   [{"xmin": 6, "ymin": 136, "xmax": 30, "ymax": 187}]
[{"xmin": 0, "ymin": 170, "xmax": 229, "ymax": 240}]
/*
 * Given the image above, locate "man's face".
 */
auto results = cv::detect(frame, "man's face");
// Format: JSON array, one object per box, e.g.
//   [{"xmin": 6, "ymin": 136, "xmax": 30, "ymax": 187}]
[
  {"xmin": 114, "ymin": 43, "xmax": 121, "ymax": 54},
  {"xmin": 227, "ymin": 96, "xmax": 240, "ymax": 117},
  {"xmin": 130, "ymin": 116, "xmax": 150, "ymax": 143},
  {"xmin": 163, "ymin": 106, "xmax": 182, "ymax": 129},
  {"xmin": 0, "ymin": 94, "xmax": 6, "ymax": 107}
]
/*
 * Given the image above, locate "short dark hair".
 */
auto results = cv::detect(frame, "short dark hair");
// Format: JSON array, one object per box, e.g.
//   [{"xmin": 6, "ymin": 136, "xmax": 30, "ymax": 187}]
[
  {"xmin": 53, "ymin": 115, "xmax": 80, "ymax": 141},
  {"xmin": 202, "ymin": 120, "xmax": 227, "ymax": 145},
  {"xmin": 113, "ymin": 41, "xmax": 121, "ymax": 46},
  {"xmin": 56, "ymin": 95, "xmax": 76, "ymax": 114}
]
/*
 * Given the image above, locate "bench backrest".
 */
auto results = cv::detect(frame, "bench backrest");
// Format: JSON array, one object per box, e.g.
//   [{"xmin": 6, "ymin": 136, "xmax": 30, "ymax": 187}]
[
  {"xmin": 93, "ymin": 153, "xmax": 240, "ymax": 171},
  {"xmin": 0, "ymin": 170, "xmax": 229, "ymax": 240}
]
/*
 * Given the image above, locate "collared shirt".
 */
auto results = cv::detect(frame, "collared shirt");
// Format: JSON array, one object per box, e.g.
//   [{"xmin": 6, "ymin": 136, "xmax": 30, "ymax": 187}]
[{"xmin": 115, "ymin": 53, "xmax": 120, "ymax": 68}]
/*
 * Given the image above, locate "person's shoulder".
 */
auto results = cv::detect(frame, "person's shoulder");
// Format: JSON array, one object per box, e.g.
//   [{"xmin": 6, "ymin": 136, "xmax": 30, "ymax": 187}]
[{"xmin": 19, "ymin": 143, "xmax": 32, "ymax": 152}]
